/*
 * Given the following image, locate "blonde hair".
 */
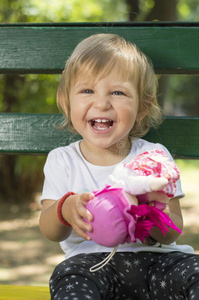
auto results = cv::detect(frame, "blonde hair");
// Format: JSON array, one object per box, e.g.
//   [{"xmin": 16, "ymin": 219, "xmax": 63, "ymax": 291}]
[{"xmin": 57, "ymin": 33, "xmax": 162, "ymax": 138}]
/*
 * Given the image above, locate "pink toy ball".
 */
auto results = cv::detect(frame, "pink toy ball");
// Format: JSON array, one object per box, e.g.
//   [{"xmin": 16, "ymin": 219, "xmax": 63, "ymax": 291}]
[{"xmin": 85, "ymin": 186, "xmax": 134, "ymax": 247}]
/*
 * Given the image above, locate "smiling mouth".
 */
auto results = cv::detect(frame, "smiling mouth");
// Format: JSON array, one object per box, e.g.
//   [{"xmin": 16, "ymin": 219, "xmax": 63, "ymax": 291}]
[{"xmin": 89, "ymin": 119, "xmax": 114, "ymax": 130}]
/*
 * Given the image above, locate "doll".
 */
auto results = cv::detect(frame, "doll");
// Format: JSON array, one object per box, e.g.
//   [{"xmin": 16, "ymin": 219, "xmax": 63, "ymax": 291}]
[
  {"xmin": 85, "ymin": 150, "xmax": 181, "ymax": 249},
  {"xmin": 109, "ymin": 149, "xmax": 180, "ymax": 209}
]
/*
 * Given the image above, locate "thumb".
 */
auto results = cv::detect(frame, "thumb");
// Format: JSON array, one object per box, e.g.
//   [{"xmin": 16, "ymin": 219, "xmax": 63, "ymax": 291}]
[{"xmin": 81, "ymin": 192, "xmax": 95, "ymax": 203}]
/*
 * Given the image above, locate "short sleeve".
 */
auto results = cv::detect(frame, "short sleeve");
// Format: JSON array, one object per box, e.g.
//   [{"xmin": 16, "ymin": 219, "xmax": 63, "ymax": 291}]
[
  {"xmin": 156, "ymin": 143, "xmax": 185, "ymax": 199},
  {"xmin": 40, "ymin": 149, "xmax": 69, "ymax": 203}
]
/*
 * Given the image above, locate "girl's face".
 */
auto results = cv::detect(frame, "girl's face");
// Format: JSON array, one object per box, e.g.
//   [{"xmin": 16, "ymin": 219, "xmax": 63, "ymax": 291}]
[{"xmin": 69, "ymin": 72, "xmax": 140, "ymax": 162}]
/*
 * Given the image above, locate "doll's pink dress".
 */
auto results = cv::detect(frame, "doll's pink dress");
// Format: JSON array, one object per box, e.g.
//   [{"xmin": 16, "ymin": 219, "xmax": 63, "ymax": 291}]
[{"xmin": 123, "ymin": 149, "xmax": 180, "ymax": 198}]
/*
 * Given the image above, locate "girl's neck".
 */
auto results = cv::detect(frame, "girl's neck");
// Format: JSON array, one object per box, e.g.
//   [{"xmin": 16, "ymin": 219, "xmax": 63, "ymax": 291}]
[{"xmin": 79, "ymin": 139, "xmax": 132, "ymax": 166}]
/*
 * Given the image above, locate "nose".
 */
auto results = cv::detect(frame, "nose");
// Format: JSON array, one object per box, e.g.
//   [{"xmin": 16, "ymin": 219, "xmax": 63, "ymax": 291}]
[{"xmin": 93, "ymin": 95, "xmax": 111, "ymax": 110}]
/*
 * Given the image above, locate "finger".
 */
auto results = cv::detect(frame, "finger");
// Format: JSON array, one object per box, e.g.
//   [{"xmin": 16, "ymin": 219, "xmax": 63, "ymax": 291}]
[
  {"xmin": 147, "ymin": 192, "xmax": 169, "ymax": 203},
  {"xmin": 73, "ymin": 218, "xmax": 92, "ymax": 240},
  {"xmin": 78, "ymin": 193, "xmax": 94, "ymax": 221},
  {"xmin": 75, "ymin": 201, "xmax": 92, "ymax": 221},
  {"xmin": 74, "ymin": 226, "xmax": 92, "ymax": 241},
  {"xmin": 71, "ymin": 208, "xmax": 93, "ymax": 232},
  {"xmin": 162, "ymin": 204, "xmax": 170, "ymax": 216},
  {"xmin": 81, "ymin": 192, "xmax": 95, "ymax": 203}
]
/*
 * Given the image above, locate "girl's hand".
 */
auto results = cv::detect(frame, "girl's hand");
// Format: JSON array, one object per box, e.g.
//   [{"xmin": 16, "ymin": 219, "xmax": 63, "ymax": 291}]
[
  {"xmin": 147, "ymin": 191, "xmax": 170, "ymax": 217},
  {"xmin": 62, "ymin": 192, "xmax": 94, "ymax": 240},
  {"xmin": 146, "ymin": 194, "xmax": 183, "ymax": 244},
  {"xmin": 162, "ymin": 203, "xmax": 170, "ymax": 217}
]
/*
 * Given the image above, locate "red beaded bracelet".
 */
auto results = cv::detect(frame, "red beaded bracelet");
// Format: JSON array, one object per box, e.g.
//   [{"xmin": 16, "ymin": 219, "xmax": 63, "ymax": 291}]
[{"xmin": 57, "ymin": 192, "xmax": 75, "ymax": 226}]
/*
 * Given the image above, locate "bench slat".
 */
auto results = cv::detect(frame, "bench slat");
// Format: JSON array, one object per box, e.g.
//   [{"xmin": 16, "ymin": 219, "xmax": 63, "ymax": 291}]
[
  {"xmin": 0, "ymin": 113, "xmax": 199, "ymax": 158},
  {"xmin": 145, "ymin": 117, "xmax": 199, "ymax": 158},
  {"xmin": 0, "ymin": 113, "xmax": 81, "ymax": 155},
  {"xmin": 0, "ymin": 285, "xmax": 49, "ymax": 300},
  {"xmin": 0, "ymin": 23, "xmax": 199, "ymax": 74}
]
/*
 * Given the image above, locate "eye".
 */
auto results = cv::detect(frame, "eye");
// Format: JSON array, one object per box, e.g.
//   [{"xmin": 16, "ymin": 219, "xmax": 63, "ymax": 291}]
[
  {"xmin": 81, "ymin": 89, "xmax": 94, "ymax": 94},
  {"xmin": 112, "ymin": 91, "xmax": 125, "ymax": 96}
]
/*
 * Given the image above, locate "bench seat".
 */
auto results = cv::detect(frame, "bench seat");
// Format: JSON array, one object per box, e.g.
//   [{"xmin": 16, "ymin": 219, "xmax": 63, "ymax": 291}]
[{"xmin": 0, "ymin": 285, "xmax": 50, "ymax": 300}]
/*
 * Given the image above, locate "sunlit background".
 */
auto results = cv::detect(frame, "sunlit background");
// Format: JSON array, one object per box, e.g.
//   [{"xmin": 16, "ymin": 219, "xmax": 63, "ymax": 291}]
[{"xmin": 0, "ymin": 0, "xmax": 199, "ymax": 286}]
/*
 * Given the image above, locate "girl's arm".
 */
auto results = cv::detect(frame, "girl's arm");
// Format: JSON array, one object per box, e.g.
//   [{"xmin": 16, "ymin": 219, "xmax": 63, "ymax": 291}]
[
  {"xmin": 148, "ymin": 195, "xmax": 183, "ymax": 244},
  {"xmin": 39, "ymin": 193, "xmax": 94, "ymax": 242}
]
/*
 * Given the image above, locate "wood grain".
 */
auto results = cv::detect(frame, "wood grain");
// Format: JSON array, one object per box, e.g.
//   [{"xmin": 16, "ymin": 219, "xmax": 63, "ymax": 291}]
[
  {"xmin": 0, "ymin": 23, "xmax": 199, "ymax": 74},
  {"xmin": 1, "ymin": 113, "xmax": 199, "ymax": 158}
]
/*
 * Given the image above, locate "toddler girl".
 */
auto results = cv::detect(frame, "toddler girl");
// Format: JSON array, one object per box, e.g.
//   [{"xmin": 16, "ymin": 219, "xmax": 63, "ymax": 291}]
[{"xmin": 40, "ymin": 33, "xmax": 199, "ymax": 299}]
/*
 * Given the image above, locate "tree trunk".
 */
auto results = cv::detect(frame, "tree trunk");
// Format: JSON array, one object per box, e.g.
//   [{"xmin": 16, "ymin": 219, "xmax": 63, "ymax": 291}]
[
  {"xmin": 126, "ymin": 0, "xmax": 178, "ymax": 108},
  {"xmin": 145, "ymin": 0, "xmax": 178, "ymax": 21},
  {"xmin": 126, "ymin": 0, "xmax": 140, "ymax": 21}
]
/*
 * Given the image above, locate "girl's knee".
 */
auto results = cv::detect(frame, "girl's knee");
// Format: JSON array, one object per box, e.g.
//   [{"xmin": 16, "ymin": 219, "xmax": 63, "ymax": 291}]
[{"xmin": 51, "ymin": 274, "xmax": 101, "ymax": 300}]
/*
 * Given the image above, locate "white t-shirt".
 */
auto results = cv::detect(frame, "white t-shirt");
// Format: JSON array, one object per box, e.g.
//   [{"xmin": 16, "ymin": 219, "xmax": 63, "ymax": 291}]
[{"xmin": 41, "ymin": 139, "xmax": 194, "ymax": 258}]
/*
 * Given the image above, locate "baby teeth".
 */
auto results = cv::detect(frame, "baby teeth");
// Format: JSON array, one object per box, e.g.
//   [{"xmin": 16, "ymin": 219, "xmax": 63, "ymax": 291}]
[
  {"xmin": 93, "ymin": 126, "xmax": 109, "ymax": 130},
  {"xmin": 91, "ymin": 119, "xmax": 113, "ymax": 130},
  {"xmin": 94, "ymin": 119, "xmax": 109, "ymax": 122}
]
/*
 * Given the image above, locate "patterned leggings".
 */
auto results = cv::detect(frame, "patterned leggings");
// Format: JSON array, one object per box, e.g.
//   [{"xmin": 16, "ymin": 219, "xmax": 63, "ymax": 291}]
[{"xmin": 50, "ymin": 251, "xmax": 199, "ymax": 300}]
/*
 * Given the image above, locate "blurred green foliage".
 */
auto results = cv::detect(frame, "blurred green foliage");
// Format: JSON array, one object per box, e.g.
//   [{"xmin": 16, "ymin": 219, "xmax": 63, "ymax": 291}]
[
  {"xmin": 0, "ymin": 74, "xmax": 61, "ymax": 113},
  {"xmin": 26, "ymin": 0, "xmax": 128, "ymax": 22},
  {"xmin": 177, "ymin": 0, "xmax": 199, "ymax": 21},
  {"xmin": 164, "ymin": 75, "xmax": 199, "ymax": 117}
]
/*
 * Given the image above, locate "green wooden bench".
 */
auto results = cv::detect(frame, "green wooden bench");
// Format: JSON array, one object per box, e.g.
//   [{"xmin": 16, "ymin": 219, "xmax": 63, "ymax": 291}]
[{"xmin": 0, "ymin": 22, "xmax": 199, "ymax": 299}]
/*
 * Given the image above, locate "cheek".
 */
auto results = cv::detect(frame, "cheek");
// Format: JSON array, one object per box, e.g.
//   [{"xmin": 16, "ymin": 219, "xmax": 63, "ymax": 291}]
[
  {"xmin": 124, "ymin": 109, "xmax": 139, "ymax": 131},
  {"xmin": 70, "ymin": 97, "xmax": 81, "ymax": 117},
  {"xmin": 69, "ymin": 102, "xmax": 79, "ymax": 128},
  {"xmin": 124, "ymin": 104, "xmax": 138, "ymax": 124},
  {"xmin": 70, "ymin": 108, "xmax": 79, "ymax": 129},
  {"xmin": 70, "ymin": 102, "xmax": 88, "ymax": 131}
]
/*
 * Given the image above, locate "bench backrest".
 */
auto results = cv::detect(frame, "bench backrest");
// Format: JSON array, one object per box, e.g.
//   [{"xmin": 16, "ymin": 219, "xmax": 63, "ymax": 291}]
[{"xmin": 0, "ymin": 22, "xmax": 199, "ymax": 158}]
